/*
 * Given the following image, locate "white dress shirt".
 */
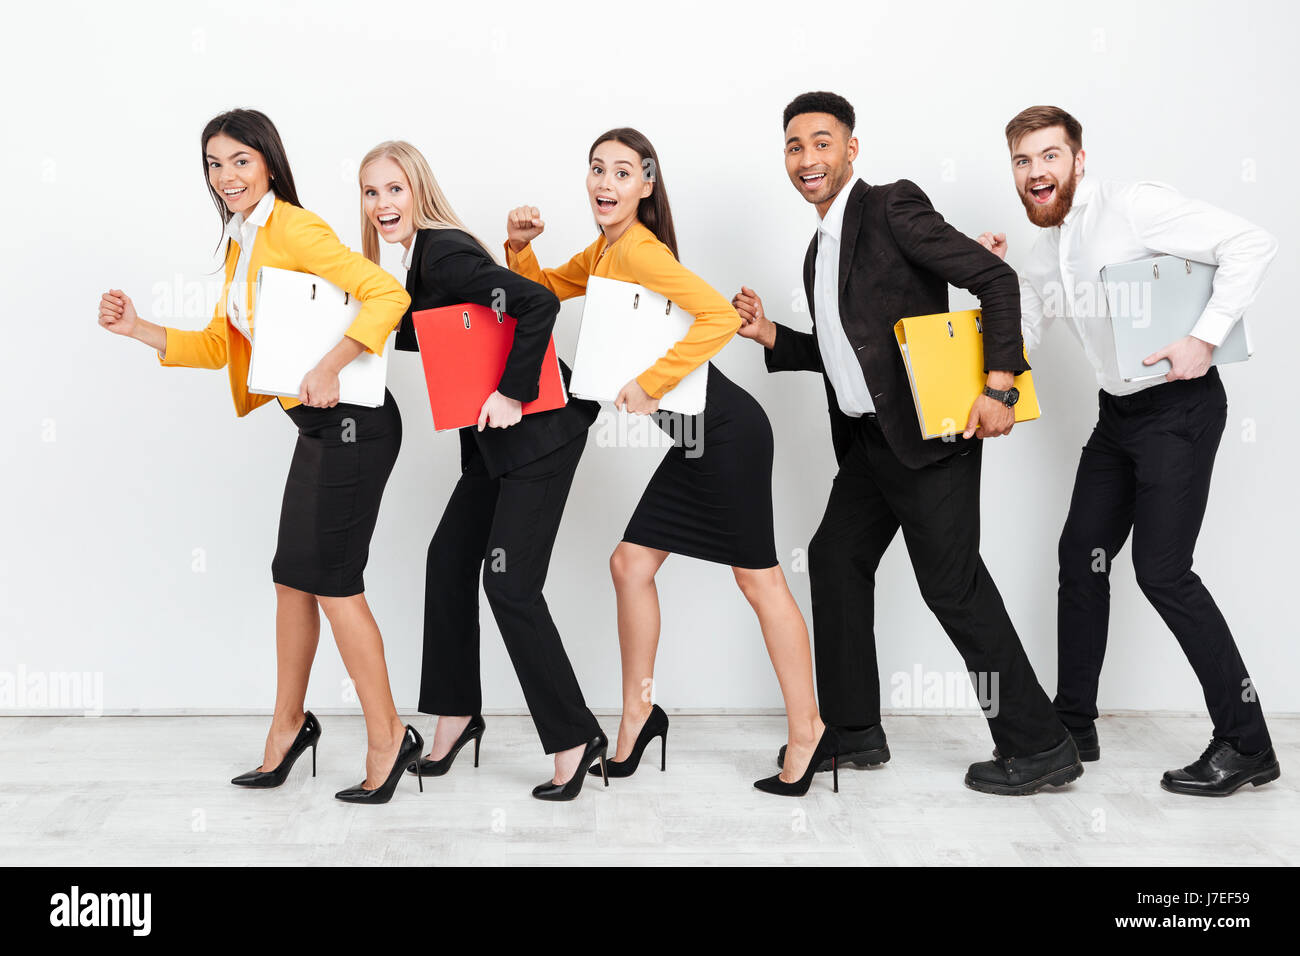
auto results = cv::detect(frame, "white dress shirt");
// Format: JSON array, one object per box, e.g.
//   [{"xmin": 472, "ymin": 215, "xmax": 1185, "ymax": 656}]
[
  {"xmin": 223, "ymin": 188, "xmax": 277, "ymax": 342},
  {"xmin": 400, "ymin": 233, "xmax": 417, "ymax": 271},
  {"xmin": 814, "ymin": 175, "xmax": 875, "ymax": 415},
  {"xmin": 1018, "ymin": 176, "xmax": 1277, "ymax": 396}
]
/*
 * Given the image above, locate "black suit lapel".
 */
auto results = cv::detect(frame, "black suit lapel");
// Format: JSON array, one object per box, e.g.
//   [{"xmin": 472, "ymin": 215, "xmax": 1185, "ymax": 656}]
[
  {"xmin": 802, "ymin": 234, "xmax": 818, "ymax": 326},
  {"xmin": 837, "ymin": 179, "xmax": 869, "ymax": 304}
]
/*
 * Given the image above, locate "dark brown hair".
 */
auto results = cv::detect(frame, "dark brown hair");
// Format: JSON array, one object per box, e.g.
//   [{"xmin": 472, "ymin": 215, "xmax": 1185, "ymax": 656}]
[
  {"xmin": 1004, "ymin": 105, "xmax": 1083, "ymax": 155},
  {"xmin": 587, "ymin": 127, "xmax": 678, "ymax": 259},
  {"xmin": 200, "ymin": 109, "xmax": 302, "ymax": 255}
]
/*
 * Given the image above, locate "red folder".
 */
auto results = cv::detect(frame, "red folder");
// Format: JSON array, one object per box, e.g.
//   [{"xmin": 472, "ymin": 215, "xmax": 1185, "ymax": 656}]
[{"xmin": 411, "ymin": 303, "xmax": 568, "ymax": 432}]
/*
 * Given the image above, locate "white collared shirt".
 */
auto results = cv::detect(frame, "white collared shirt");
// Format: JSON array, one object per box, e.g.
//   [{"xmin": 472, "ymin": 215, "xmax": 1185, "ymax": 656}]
[
  {"xmin": 400, "ymin": 232, "xmax": 417, "ymax": 271},
  {"xmin": 223, "ymin": 188, "xmax": 277, "ymax": 341},
  {"xmin": 1018, "ymin": 176, "xmax": 1277, "ymax": 396},
  {"xmin": 813, "ymin": 175, "xmax": 875, "ymax": 415}
]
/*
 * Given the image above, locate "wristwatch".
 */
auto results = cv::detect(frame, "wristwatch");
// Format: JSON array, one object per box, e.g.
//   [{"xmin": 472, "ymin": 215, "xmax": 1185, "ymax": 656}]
[{"xmin": 982, "ymin": 385, "xmax": 1020, "ymax": 407}]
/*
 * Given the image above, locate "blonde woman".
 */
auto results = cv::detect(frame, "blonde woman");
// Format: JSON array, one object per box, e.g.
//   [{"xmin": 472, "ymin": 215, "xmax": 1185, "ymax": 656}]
[{"xmin": 358, "ymin": 141, "xmax": 607, "ymax": 800}]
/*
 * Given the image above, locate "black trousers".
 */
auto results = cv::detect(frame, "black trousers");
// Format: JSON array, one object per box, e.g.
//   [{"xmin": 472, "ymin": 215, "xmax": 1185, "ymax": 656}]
[
  {"xmin": 1054, "ymin": 367, "xmax": 1271, "ymax": 752},
  {"xmin": 417, "ymin": 431, "xmax": 600, "ymax": 754},
  {"xmin": 809, "ymin": 414, "xmax": 1066, "ymax": 758}
]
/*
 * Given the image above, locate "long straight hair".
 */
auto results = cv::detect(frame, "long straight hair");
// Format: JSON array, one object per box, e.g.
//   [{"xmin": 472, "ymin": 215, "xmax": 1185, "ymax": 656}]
[
  {"xmin": 587, "ymin": 127, "xmax": 678, "ymax": 259},
  {"xmin": 200, "ymin": 109, "xmax": 302, "ymax": 256},
  {"xmin": 357, "ymin": 141, "xmax": 494, "ymax": 265}
]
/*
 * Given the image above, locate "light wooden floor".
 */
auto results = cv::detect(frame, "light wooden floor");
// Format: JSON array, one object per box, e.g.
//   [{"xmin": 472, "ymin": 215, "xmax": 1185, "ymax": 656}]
[{"xmin": 0, "ymin": 714, "xmax": 1294, "ymax": 866}]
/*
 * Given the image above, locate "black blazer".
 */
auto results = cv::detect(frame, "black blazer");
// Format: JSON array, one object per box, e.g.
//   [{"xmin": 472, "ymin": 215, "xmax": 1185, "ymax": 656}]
[
  {"xmin": 396, "ymin": 227, "xmax": 599, "ymax": 479},
  {"xmin": 764, "ymin": 178, "xmax": 1028, "ymax": 471}
]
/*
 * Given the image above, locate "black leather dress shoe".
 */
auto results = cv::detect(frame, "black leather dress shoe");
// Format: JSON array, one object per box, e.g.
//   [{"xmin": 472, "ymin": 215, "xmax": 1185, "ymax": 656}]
[
  {"xmin": 1160, "ymin": 738, "xmax": 1281, "ymax": 797},
  {"xmin": 965, "ymin": 734, "xmax": 1083, "ymax": 795},
  {"xmin": 1068, "ymin": 724, "xmax": 1100, "ymax": 762},
  {"xmin": 776, "ymin": 724, "xmax": 889, "ymax": 773}
]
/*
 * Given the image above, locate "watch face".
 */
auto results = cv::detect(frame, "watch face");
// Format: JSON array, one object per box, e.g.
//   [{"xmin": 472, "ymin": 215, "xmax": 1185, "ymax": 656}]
[{"xmin": 1006, "ymin": 387, "xmax": 1020, "ymax": 406}]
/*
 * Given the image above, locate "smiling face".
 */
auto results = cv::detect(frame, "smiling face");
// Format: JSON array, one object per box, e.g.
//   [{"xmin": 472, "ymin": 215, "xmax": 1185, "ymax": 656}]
[
  {"xmin": 1011, "ymin": 125, "xmax": 1085, "ymax": 228},
  {"xmin": 205, "ymin": 132, "xmax": 271, "ymax": 218},
  {"xmin": 361, "ymin": 156, "xmax": 416, "ymax": 246},
  {"xmin": 587, "ymin": 140, "xmax": 653, "ymax": 239},
  {"xmin": 784, "ymin": 112, "xmax": 858, "ymax": 215}
]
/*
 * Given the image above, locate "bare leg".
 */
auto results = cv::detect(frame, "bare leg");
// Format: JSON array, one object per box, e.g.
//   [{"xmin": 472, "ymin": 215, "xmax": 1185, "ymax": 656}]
[
  {"xmin": 317, "ymin": 593, "xmax": 406, "ymax": 789},
  {"xmin": 260, "ymin": 583, "xmax": 321, "ymax": 770},
  {"xmin": 607, "ymin": 542, "xmax": 671, "ymax": 760},
  {"xmin": 428, "ymin": 715, "xmax": 472, "ymax": 760},
  {"xmin": 733, "ymin": 565, "xmax": 825, "ymax": 783}
]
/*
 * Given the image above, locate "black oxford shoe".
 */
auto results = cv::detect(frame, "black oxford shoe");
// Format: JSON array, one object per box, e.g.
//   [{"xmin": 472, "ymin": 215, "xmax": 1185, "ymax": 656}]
[
  {"xmin": 966, "ymin": 734, "xmax": 1083, "ymax": 795},
  {"xmin": 1160, "ymin": 737, "xmax": 1281, "ymax": 797},
  {"xmin": 776, "ymin": 724, "xmax": 890, "ymax": 773}
]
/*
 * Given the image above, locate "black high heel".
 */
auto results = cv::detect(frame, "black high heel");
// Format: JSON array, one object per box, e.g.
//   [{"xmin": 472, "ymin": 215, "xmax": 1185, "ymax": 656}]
[
  {"xmin": 231, "ymin": 711, "xmax": 322, "ymax": 788},
  {"xmin": 407, "ymin": 715, "xmax": 485, "ymax": 777},
  {"xmin": 754, "ymin": 727, "xmax": 839, "ymax": 796},
  {"xmin": 532, "ymin": 732, "xmax": 609, "ymax": 801},
  {"xmin": 335, "ymin": 725, "xmax": 424, "ymax": 804},
  {"xmin": 588, "ymin": 704, "xmax": 668, "ymax": 778}
]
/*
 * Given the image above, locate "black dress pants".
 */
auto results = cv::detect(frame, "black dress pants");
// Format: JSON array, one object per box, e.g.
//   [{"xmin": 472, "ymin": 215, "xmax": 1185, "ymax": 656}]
[
  {"xmin": 808, "ymin": 414, "xmax": 1065, "ymax": 758},
  {"xmin": 1054, "ymin": 367, "xmax": 1271, "ymax": 752},
  {"xmin": 417, "ymin": 431, "xmax": 601, "ymax": 754}
]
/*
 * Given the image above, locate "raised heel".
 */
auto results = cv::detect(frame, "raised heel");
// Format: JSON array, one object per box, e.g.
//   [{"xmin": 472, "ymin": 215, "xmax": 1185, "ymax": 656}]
[
  {"xmin": 311, "ymin": 742, "xmax": 317, "ymax": 778},
  {"xmin": 832, "ymin": 754, "xmax": 839, "ymax": 793},
  {"xmin": 660, "ymin": 733, "xmax": 667, "ymax": 772},
  {"xmin": 473, "ymin": 733, "xmax": 481, "ymax": 768},
  {"xmin": 599, "ymin": 752, "xmax": 609, "ymax": 787}
]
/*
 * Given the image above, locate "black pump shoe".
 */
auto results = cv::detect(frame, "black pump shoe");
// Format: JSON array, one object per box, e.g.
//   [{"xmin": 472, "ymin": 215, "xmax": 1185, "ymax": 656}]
[
  {"xmin": 533, "ymin": 732, "xmax": 609, "ymax": 801},
  {"xmin": 335, "ymin": 725, "xmax": 424, "ymax": 804},
  {"xmin": 231, "ymin": 711, "xmax": 322, "ymax": 788},
  {"xmin": 408, "ymin": 715, "xmax": 485, "ymax": 777},
  {"xmin": 776, "ymin": 723, "xmax": 889, "ymax": 773},
  {"xmin": 589, "ymin": 704, "xmax": 668, "ymax": 778},
  {"xmin": 1160, "ymin": 738, "xmax": 1281, "ymax": 797},
  {"xmin": 755, "ymin": 727, "xmax": 840, "ymax": 796}
]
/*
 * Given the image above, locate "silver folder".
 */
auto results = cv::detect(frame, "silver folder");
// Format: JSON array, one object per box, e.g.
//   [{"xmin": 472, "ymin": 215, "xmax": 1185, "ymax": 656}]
[{"xmin": 1100, "ymin": 254, "xmax": 1252, "ymax": 382}]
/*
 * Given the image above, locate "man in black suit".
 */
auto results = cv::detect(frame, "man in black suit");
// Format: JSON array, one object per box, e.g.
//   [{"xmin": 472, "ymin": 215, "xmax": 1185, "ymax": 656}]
[{"xmin": 733, "ymin": 91, "xmax": 1080, "ymax": 794}]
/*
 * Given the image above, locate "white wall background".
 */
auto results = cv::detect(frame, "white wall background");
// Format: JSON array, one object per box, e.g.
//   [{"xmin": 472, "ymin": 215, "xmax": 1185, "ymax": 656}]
[{"xmin": 3, "ymin": 0, "xmax": 1296, "ymax": 719}]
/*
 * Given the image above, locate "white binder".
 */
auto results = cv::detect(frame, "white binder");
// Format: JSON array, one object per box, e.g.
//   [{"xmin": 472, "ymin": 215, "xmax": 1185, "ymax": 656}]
[
  {"xmin": 571, "ymin": 276, "xmax": 709, "ymax": 415},
  {"xmin": 1101, "ymin": 254, "xmax": 1253, "ymax": 382},
  {"xmin": 247, "ymin": 266, "xmax": 391, "ymax": 408}
]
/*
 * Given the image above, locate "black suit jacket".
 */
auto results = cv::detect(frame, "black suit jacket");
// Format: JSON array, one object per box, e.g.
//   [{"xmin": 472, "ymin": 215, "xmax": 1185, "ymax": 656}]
[
  {"xmin": 396, "ymin": 227, "xmax": 599, "ymax": 479},
  {"xmin": 764, "ymin": 178, "xmax": 1028, "ymax": 470}
]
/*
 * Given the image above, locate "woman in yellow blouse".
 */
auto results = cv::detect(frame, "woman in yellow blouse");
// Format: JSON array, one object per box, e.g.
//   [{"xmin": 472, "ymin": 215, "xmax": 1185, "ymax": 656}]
[
  {"xmin": 97, "ymin": 109, "xmax": 423, "ymax": 804},
  {"xmin": 506, "ymin": 127, "xmax": 835, "ymax": 795}
]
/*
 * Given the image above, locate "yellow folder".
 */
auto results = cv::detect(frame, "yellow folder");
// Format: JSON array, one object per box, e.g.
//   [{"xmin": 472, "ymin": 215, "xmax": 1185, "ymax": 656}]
[{"xmin": 893, "ymin": 309, "xmax": 1040, "ymax": 440}]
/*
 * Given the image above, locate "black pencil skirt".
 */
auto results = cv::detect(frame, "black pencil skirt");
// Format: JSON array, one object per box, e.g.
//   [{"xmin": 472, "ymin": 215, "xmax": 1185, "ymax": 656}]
[
  {"xmin": 622, "ymin": 363, "xmax": 778, "ymax": 569},
  {"xmin": 271, "ymin": 389, "xmax": 402, "ymax": 597}
]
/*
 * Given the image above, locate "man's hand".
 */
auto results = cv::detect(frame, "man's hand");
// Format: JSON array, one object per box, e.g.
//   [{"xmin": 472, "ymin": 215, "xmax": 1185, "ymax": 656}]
[
  {"xmin": 975, "ymin": 232, "xmax": 1008, "ymax": 261},
  {"xmin": 477, "ymin": 390, "xmax": 523, "ymax": 430},
  {"xmin": 614, "ymin": 378, "xmax": 660, "ymax": 415},
  {"xmin": 731, "ymin": 285, "xmax": 777, "ymax": 349},
  {"xmin": 964, "ymin": 371, "xmax": 1016, "ymax": 439},
  {"xmin": 1143, "ymin": 334, "xmax": 1214, "ymax": 382}
]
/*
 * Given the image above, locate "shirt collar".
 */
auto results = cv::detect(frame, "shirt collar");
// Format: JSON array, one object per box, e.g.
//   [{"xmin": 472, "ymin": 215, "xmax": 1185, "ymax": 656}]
[
  {"xmin": 1061, "ymin": 175, "xmax": 1095, "ymax": 226},
  {"xmin": 224, "ymin": 188, "xmax": 277, "ymax": 244},
  {"xmin": 818, "ymin": 174, "xmax": 860, "ymax": 242},
  {"xmin": 401, "ymin": 233, "xmax": 417, "ymax": 271}
]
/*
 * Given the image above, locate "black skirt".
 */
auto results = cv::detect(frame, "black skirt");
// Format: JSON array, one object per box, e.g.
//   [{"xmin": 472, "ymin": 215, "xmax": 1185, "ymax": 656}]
[
  {"xmin": 622, "ymin": 364, "xmax": 778, "ymax": 569},
  {"xmin": 272, "ymin": 389, "xmax": 402, "ymax": 597}
]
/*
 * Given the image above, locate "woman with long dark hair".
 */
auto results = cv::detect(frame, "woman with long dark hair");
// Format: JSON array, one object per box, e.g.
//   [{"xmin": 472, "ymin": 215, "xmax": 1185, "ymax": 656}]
[
  {"xmin": 506, "ymin": 128, "xmax": 836, "ymax": 795},
  {"xmin": 357, "ymin": 140, "xmax": 608, "ymax": 800},
  {"xmin": 97, "ymin": 109, "xmax": 423, "ymax": 804}
]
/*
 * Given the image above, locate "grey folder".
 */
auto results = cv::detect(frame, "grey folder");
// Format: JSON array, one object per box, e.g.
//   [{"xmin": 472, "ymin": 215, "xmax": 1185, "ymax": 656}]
[{"xmin": 1100, "ymin": 254, "xmax": 1252, "ymax": 382}]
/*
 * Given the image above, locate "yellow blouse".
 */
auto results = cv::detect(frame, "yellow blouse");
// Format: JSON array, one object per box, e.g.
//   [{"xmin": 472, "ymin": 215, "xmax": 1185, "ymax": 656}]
[
  {"xmin": 159, "ymin": 198, "xmax": 410, "ymax": 416},
  {"xmin": 505, "ymin": 220, "xmax": 741, "ymax": 399}
]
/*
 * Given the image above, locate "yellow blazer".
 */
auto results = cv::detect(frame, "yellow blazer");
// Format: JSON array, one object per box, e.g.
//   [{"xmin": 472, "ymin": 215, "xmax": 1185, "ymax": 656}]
[
  {"xmin": 505, "ymin": 221, "xmax": 741, "ymax": 400},
  {"xmin": 159, "ymin": 198, "xmax": 410, "ymax": 416}
]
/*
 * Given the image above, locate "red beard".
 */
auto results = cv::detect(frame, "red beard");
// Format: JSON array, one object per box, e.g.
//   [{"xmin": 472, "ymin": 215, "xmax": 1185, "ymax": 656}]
[{"xmin": 1020, "ymin": 172, "xmax": 1079, "ymax": 228}]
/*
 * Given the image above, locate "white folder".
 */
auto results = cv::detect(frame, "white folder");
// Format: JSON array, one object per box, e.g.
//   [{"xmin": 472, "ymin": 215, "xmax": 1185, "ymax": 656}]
[
  {"xmin": 247, "ymin": 266, "xmax": 391, "ymax": 408},
  {"xmin": 570, "ymin": 275, "xmax": 709, "ymax": 415},
  {"xmin": 1101, "ymin": 254, "xmax": 1253, "ymax": 382}
]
